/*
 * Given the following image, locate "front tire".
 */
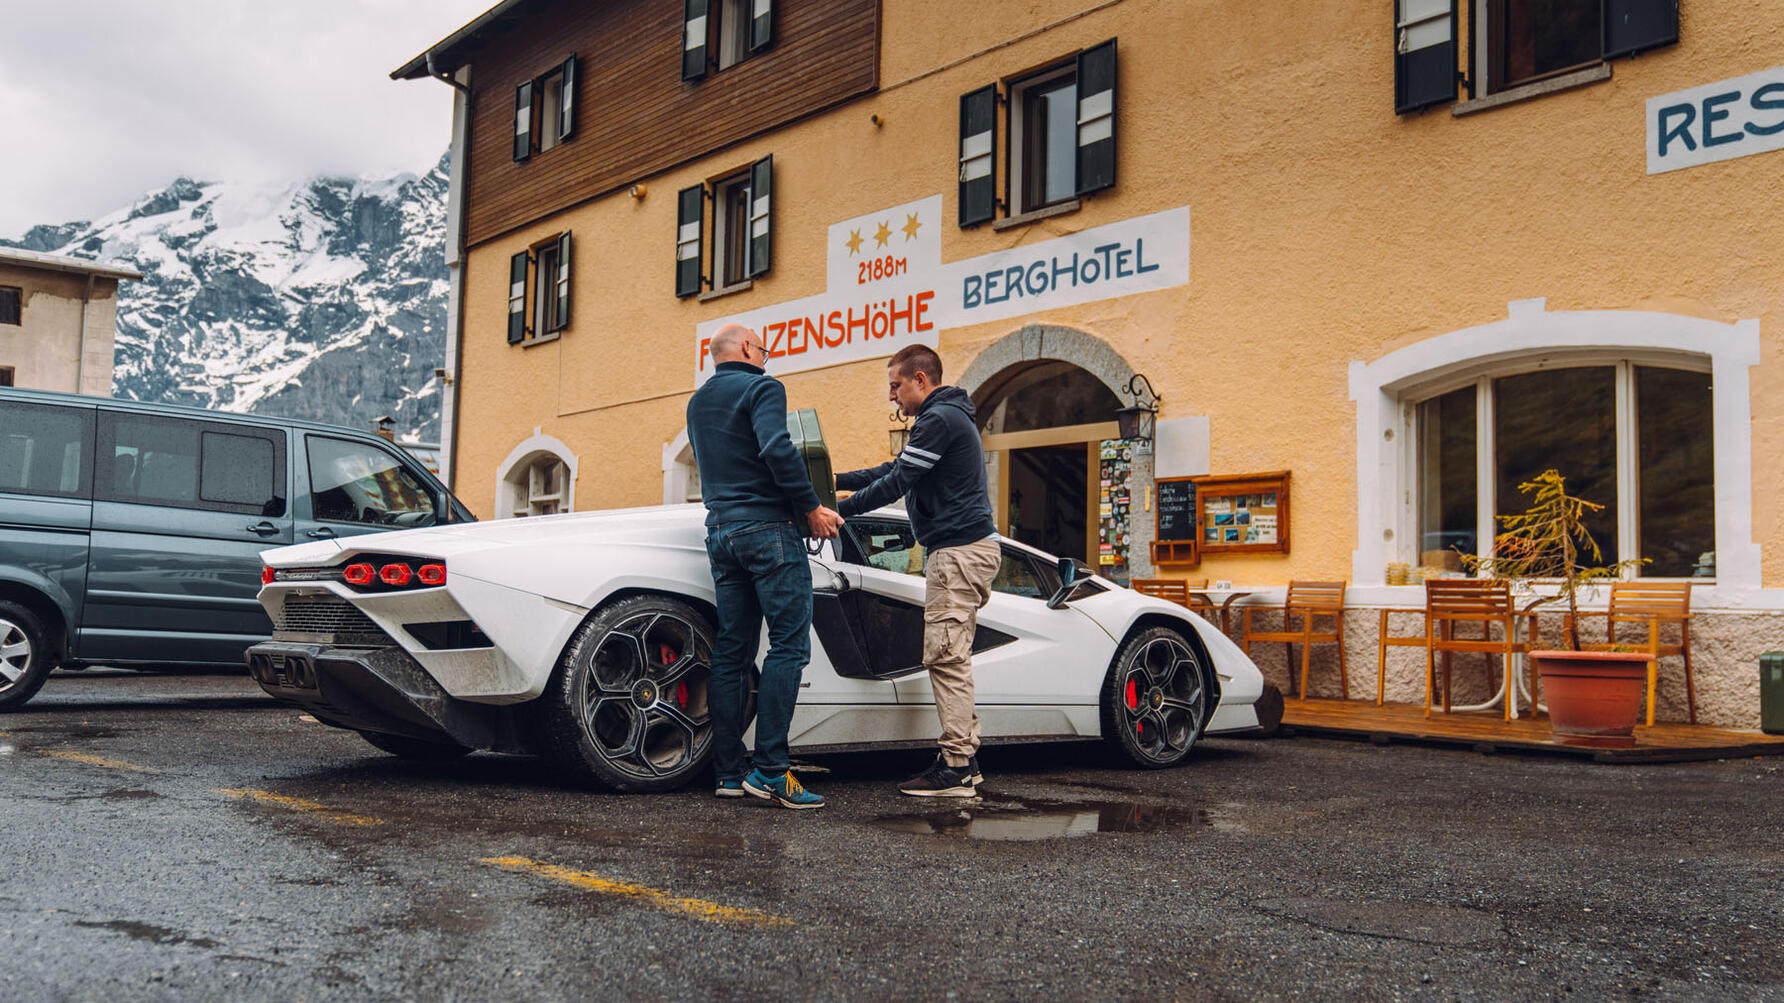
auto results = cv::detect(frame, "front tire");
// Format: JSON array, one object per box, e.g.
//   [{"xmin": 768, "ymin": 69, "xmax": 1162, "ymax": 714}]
[
  {"xmin": 1099, "ymin": 626, "xmax": 1211, "ymax": 768},
  {"xmin": 533, "ymin": 594, "xmax": 718, "ymax": 793},
  {"xmin": 0, "ymin": 601, "xmax": 56, "ymax": 712},
  {"xmin": 357, "ymin": 730, "xmax": 473, "ymax": 762}
]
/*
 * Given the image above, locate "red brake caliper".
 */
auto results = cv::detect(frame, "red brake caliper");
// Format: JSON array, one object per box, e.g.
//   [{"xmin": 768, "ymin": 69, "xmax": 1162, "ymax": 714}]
[
  {"xmin": 657, "ymin": 644, "xmax": 687, "ymax": 707},
  {"xmin": 1126, "ymin": 678, "xmax": 1144, "ymax": 735}
]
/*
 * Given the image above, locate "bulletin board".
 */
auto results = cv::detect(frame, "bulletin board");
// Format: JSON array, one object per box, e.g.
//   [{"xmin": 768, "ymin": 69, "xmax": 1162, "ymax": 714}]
[{"xmin": 1193, "ymin": 471, "xmax": 1290, "ymax": 555}]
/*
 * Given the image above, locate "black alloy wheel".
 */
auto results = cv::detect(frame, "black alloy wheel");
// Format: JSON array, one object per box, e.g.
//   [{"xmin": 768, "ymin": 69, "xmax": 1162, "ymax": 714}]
[
  {"xmin": 534, "ymin": 594, "xmax": 719, "ymax": 792},
  {"xmin": 0, "ymin": 600, "xmax": 55, "ymax": 711},
  {"xmin": 1100, "ymin": 626, "xmax": 1211, "ymax": 768}
]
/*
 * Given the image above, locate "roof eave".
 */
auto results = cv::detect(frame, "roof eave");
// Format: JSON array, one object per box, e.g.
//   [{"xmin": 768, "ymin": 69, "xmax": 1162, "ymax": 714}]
[{"xmin": 389, "ymin": 0, "xmax": 534, "ymax": 80}]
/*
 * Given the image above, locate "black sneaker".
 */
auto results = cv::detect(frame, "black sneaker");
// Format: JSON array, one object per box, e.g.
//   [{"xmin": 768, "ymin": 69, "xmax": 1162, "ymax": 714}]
[
  {"xmin": 898, "ymin": 756, "xmax": 979, "ymax": 798},
  {"xmin": 965, "ymin": 756, "xmax": 984, "ymax": 786}
]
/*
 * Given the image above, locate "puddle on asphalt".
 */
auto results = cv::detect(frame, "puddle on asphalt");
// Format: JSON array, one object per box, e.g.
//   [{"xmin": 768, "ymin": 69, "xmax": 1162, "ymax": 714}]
[
  {"xmin": 73, "ymin": 919, "xmax": 220, "ymax": 949},
  {"xmin": 870, "ymin": 793, "xmax": 1207, "ymax": 842}
]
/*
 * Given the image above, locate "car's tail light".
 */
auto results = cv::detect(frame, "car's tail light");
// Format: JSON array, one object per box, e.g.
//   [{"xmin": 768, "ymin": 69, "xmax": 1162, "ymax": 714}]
[
  {"xmin": 343, "ymin": 563, "xmax": 376, "ymax": 585},
  {"xmin": 261, "ymin": 567, "xmax": 275, "ymax": 586},
  {"xmin": 378, "ymin": 563, "xmax": 413, "ymax": 586},
  {"xmin": 416, "ymin": 563, "xmax": 447, "ymax": 586}
]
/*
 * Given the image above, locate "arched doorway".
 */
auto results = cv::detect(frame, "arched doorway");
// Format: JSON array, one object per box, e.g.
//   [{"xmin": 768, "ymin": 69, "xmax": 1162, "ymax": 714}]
[{"xmin": 973, "ymin": 360, "xmax": 1132, "ymax": 577}]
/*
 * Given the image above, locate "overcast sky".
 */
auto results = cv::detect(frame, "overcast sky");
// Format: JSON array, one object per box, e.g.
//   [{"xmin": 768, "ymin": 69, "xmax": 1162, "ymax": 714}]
[{"xmin": 0, "ymin": 0, "xmax": 496, "ymax": 239}]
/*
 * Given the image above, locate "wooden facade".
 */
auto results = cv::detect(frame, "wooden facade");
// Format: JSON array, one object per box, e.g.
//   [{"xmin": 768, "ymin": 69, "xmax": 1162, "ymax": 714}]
[{"xmin": 462, "ymin": 0, "xmax": 881, "ymax": 247}]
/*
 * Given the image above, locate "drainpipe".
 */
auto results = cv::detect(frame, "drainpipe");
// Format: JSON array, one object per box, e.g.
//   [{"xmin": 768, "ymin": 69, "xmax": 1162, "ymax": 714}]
[
  {"xmin": 75, "ymin": 272, "xmax": 94, "ymax": 395},
  {"xmin": 427, "ymin": 52, "xmax": 471, "ymax": 494}
]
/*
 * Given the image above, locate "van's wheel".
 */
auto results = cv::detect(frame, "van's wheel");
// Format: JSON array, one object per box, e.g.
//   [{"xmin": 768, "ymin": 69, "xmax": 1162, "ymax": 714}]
[
  {"xmin": 1099, "ymin": 626, "xmax": 1211, "ymax": 768},
  {"xmin": 534, "ymin": 594, "xmax": 720, "ymax": 793},
  {"xmin": 356, "ymin": 730, "xmax": 473, "ymax": 762},
  {"xmin": 0, "ymin": 601, "xmax": 55, "ymax": 712}
]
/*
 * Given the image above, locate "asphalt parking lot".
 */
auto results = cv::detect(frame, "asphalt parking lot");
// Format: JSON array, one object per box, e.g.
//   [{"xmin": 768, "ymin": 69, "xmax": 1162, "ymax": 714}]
[{"xmin": 3, "ymin": 669, "xmax": 1781, "ymax": 1001}]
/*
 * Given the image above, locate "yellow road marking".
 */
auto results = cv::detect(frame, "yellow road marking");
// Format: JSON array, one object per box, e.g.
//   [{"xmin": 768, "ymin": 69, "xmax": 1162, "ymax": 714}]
[
  {"xmin": 41, "ymin": 750, "xmax": 158, "ymax": 773},
  {"xmin": 480, "ymin": 856, "xmax": 794, "ymax": 929},
  {"xmin": 216, "ymin": 788, "xmax": 385, "ymax": 827}
]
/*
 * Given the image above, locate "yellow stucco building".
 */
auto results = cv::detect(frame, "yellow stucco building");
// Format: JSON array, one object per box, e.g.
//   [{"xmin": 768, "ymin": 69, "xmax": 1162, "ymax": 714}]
[
  {"xmin": 0, "ymin": 247, "xmax": 141, "ymax": 395},
  {"xmin": 398, "ymin": 0, "xmax": 1784, "ymax": 728}
]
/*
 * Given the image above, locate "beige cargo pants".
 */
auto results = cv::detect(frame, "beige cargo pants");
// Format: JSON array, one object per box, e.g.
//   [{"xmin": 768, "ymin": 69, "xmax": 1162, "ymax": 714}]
[{"xmin": 922, "ymin": 536, "xmax": 1002, "ymax": 766}]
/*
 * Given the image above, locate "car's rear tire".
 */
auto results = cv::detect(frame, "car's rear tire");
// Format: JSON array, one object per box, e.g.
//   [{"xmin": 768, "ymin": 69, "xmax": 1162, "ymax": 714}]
[
  {"xmin": 533, "ymin": 594, "xmax": 720, "ymax": 793},
  {"xmin": 1099, "ymin": 626, "xmax": 1211, "ymax": 768},
  {"xmin": 356, "ymin": 730, "xmax": 473, "ymax": 762},
  {"xmin": 0, "ymin": 601, "xmax": 56, "ymax": 712}
]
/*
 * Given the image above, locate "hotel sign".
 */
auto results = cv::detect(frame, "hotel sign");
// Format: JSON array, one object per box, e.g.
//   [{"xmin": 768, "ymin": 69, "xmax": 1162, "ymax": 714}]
[
  {"xmin": 693, "ymin": 195, "xmax": 1190, "ymax": 382},
  {"xmin": 1648, "ymin": 64, "xmax": 1784, "ymax": 175}
]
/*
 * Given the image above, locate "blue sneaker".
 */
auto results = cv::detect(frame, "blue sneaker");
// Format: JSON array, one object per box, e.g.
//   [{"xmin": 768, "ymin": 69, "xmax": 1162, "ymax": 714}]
[
  {"xmin": 714, "ymin": 778, "xmax": 746, "ymax": 798},
  {"xmin": 741, "ymin": 768, "xmax": 825, "ymax": 810}
]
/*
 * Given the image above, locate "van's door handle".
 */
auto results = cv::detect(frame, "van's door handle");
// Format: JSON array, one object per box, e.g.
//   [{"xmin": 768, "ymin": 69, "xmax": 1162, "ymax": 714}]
[
  {"xmin": 246, "ymin": 521, "xmax": 281, "ymax": 536},
  {"xmin": 306, "ymin": 527, "xmax": 336, "ymax": 539}
]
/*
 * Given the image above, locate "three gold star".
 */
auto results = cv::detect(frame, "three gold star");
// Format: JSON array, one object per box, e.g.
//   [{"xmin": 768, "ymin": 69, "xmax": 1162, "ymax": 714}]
[
  {"xmin": 845, "ymin": 228, "xmax": 863, "ymax": 256},
  {"xmin": 901, "ymin": 212, "xmax": 921, "ymax": 241}
]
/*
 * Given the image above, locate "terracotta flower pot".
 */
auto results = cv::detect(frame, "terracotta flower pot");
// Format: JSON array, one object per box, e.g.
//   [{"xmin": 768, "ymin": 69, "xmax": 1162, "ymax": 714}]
[{"xmin": 1532, "ymin": 649, "xmax": 1654, "ymax": 748}]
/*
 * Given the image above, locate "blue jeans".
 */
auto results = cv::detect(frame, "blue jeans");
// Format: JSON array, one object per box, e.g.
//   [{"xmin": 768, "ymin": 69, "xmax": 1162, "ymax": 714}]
[{"xmin": 705, "ymin": 519, "xmax": 811, "ymax": 780}]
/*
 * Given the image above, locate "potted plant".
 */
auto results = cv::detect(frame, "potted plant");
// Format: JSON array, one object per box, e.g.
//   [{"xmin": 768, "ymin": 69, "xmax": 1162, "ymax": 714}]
[{"xmin": 1462, "ymin": 470, "xmax": 1650, "ymax": 748}]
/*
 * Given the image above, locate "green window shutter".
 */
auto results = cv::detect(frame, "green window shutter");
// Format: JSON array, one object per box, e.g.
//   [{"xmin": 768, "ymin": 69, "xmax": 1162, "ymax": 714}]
[
  {"xmin": 1394, "ymin": 0, "xmax": 1457, "ymax": 114},
  {"xmin": 558, "ymin": 55, "xmax": 578, "ymax": 141},
  {"xmin": 513, "ymin": 80, "xmax": 534, "ymax": 161},
  {"xmin": 507, "ymin": 251, "xmax": 529, "ymax": 343},
  {"xmin": 957, "ymin": 85, "xmax": 997, "ymax": 227},
  {"xmin": 749, "ymin": 0, "xmax": 774, "ymax": 53},
  {"xmin": 1603, "ymin": 0, "xmax": 1678, "ymax": 59},
  {"xmin": 747, "ymin": 154, "xmax": 773, "ymax": 279},
  {"xmin": 682, "ymin": 0, "xmax": 710, "ymax": 81},
  {"xmin": 1074, "ymin": 39, "xmax": 1117, "ymax": 197},
  {"xmin": 675, "ymin": 185, "xmax": 705, "ymax": 298}
]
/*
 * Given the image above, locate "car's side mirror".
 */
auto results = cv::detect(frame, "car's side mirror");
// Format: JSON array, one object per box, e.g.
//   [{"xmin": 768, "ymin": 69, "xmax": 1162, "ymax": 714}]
[{"xmin": 1047, "ymin": 579, "xmax": 1088, "ymax": 610}]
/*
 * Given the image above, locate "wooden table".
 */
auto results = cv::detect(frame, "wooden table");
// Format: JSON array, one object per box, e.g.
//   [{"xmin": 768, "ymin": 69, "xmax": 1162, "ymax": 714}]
[{"xmin": 1185, "ymin": 589, "xmax": 1258, "ymax": 634}]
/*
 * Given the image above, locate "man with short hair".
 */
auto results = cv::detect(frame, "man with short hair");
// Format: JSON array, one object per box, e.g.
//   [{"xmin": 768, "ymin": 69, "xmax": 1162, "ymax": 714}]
[
  {"xmin": 687, "ymin": 323, "xmax": 844, "ymax": 810},
  {"xmin": 835, "ymin": 344, "xmax": 1001, "ymax": 797}
]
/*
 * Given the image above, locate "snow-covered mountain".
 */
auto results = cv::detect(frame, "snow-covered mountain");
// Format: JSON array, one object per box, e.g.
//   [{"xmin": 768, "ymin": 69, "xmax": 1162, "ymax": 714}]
[{"xmin": 1, "ymin": 158, "xmax": 450, "ymax": 441}]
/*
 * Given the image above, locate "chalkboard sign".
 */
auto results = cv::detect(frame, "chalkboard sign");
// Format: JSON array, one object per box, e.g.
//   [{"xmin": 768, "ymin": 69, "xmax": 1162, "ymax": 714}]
[{"xmin": 1156, "ymin": 478, "xmax": 1196, "ymax": 542}]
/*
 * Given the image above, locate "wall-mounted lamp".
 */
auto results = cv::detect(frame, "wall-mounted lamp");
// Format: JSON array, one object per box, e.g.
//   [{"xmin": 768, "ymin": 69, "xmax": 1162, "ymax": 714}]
[
  {"xmin": 628, "ymin": 184, "xmax": 647, "ymax": 199},
  {"xmin": 888, "ymin": 409, "xmax": 912, "ymax": 456},
  {"xmin": 870, "ymin": 113, "xmax": 885, "ymax": 127},
  {"xmin": 1115, "ymin": 373, "xmax": 1159, "ymax": 443}
]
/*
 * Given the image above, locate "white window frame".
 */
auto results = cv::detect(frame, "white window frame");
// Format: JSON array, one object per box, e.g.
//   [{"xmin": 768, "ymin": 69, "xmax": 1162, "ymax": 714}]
[
  {"xmin": 711, "ymin": 172, "xmax": 753, "ymax": 289},
  {"xmin": 495, "ymin": 430, "xmax": 578, "ymax": 519},
  {"xmin": 538, "ymin": 71, "xmax": 566, "ymax": 152},
  {"xmin": 1350, "ymin": 300, "xmax": 1762, "ymax": 595}
]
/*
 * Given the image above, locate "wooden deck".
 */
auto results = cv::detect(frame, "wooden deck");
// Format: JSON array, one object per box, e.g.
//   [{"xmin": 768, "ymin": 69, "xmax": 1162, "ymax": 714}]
[{"xmin": 1278, "ymin": 698, "xmax": 1784, "ymax": 764}]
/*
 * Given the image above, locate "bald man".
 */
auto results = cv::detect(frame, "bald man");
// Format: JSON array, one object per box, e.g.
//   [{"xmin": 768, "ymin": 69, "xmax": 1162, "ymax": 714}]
[{"xmin": 686, "ymin": 323, "xmax": 844, "ymax": 810}]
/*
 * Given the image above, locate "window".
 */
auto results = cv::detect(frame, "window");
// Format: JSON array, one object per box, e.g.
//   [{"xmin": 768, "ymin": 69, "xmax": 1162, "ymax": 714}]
[
  {"xmin": 0, "ymin": 366, "xmax": 13, "ymax": 386},
  {"xmin": 674, "ymin": 156, "xmax": 773, "ymax": 298},
  {"xmin": 0, "ymin": 401, "xmax": 90, "ymax": 498},
  {"xmin": 1413, "ymin": 362, "xmax": 1713, "ymax": 579},
  {"xmin": 101, "ymin": 415, "xmax": 285, "ymax": 516},
  {"xmin": 511, "ymin": 455, "xmax": 570, "ymax": 517},
  {"xmin": 307, "ymin": 435, "xmax": 436, "ymax": 527},
  {"xmin": 681, "ymin": 0, "xmax": 774, "ymax": 81},
  {"xmin": 506, "ymin": 232, "xmax": 572, "ymax": 344},
  {"xmin": 958, "ymin": 39, "xmax": 1116, "ymax": 227},
  {"xmin": 0, "ymin": 286, "xmax": 20, "ymax": 325},
  {"xmin": 512, "ymin": 54, "xmax": 577, "ymax": 162},
  {"xmin": 1394, "ymin": 0, "xmax": 1678, "ymax": 113}
]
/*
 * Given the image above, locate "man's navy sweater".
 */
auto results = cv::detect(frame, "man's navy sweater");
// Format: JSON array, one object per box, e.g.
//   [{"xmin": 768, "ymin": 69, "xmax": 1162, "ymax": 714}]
[
  {"xmin": 686, "ymin": 361, "xmax": 821, "ymax": 527},
  {"xmin": 836, "ymin": 385, "xmax": 997, "ymax": 550}
]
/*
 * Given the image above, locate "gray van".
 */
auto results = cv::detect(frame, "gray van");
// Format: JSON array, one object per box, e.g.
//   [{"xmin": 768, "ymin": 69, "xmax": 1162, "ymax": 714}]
[{"xmin": 0, "ymin": 387, "xmax": 471, "ymax": 709}]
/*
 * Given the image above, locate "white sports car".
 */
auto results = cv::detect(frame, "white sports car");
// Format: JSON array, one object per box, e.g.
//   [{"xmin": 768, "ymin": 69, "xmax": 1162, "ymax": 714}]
[{"xmin": 247, "ymin": 505, "xmax": 1267, "ymax": 791}]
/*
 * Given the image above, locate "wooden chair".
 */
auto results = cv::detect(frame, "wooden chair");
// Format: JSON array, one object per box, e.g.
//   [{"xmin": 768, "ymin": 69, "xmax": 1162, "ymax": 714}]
[
  {"xmin": 1241, "ymin": 581, "xmax": 1347, "ymax": 700},
  {"xmin": 1424, "ymin": 579, "xmax": 1537, "ymax": 721},
  {"xmin": 1568, "ymin": 581, "xmax": 1695, "ymax": 725},
  {"xmin": 1375, "ymin": 607, "xmax": 1430, "ymax": 705},
  {"xmin": 1131, "ymin": 578, "xmax": 1213, "ymax": 618}
]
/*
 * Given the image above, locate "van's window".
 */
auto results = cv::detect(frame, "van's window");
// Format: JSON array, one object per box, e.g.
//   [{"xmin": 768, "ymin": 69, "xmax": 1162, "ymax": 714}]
[
  {"xmin": 200, "ymin": 432, "xmax": 276, "ymax": 508},
  {"xmin": 307, "ymin": 436, "xmax": 437, "ymax": 528},
  {"xmin": 0, "ymin": 401, "xmax": 91, "ymax": 499},
  {"xmin": 102, "ymin": 415, "xmax": 286, "ymax": 515}
]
